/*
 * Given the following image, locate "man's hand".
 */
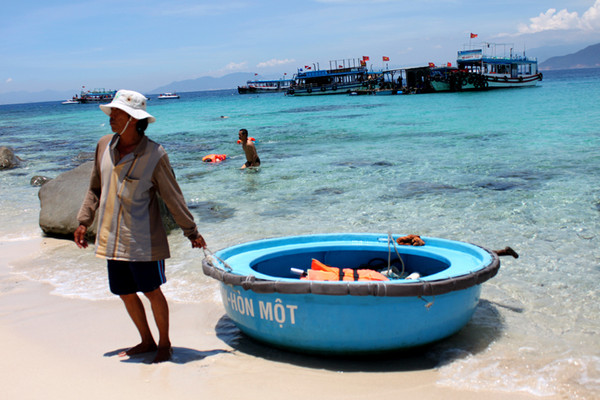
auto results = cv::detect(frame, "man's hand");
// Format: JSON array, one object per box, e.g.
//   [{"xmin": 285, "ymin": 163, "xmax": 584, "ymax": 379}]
[
  {"xmin": 190, "ymin": 234, "xmax": 207, "ymax": 249},
  {"xmin": 74, "ymin": 225, "xmax": 89, "ymax": 249}
]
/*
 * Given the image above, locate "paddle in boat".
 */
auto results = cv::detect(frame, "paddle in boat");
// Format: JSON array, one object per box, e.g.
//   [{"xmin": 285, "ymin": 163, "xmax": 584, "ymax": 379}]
[{"xmin": 203, "ymin": 233, "xmax": 518, "ymax": 355}]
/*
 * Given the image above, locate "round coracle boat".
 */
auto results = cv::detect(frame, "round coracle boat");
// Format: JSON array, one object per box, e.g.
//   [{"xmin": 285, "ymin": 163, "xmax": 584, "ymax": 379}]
[{"xmin": 202, "ymin": 233, "xmax": 515, "ymax": 355}]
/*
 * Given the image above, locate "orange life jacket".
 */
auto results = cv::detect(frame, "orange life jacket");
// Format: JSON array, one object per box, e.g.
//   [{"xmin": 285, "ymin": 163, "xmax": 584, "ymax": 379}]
[
  {"xmin": 237, "ymin": 137, "xmax": 256, "ymax": 144},
  {"xmin": 202, "ymin": 154, "xmax": 227, "ymax": 163},
  {"xmin": 300, "ymin": 259, "xmax": 388, "ymax": 282}
]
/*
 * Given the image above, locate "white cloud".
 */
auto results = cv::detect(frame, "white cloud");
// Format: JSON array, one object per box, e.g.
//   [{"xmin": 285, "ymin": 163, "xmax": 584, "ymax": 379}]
[
  {"xmin": 224, "ymin": 61, "xmax": 247, "ymax": 71},
  {"xmin": 582, "ymin": 0, "xmax": 600, "ymax": 30},
  {"xmin": 6, "ymin": 78, "xmax": 13, "ymax": 83},
  {"xmin": 256, "ymin": 58, "xmax": 295, "ymax": 68},
  {"xmin": 518, "ymin": 0, "xmax": 600, "ymax": 34}
]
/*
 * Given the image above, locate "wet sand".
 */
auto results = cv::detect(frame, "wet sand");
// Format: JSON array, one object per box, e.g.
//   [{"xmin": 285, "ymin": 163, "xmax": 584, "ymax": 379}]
[{"xmin": 0, "ymin": 237, "xmax": 557, "ymax": 400}]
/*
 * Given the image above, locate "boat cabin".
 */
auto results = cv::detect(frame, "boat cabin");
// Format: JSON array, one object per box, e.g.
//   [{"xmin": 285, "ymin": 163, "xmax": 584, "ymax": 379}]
[{"xmin": 457, "ymin": 46, "xmax": 539, "ymax": 78}]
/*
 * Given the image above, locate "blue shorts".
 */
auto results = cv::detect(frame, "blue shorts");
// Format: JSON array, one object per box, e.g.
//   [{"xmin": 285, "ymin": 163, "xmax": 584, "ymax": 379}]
[{"xmin": 107, "ymin": 260, "xmax": 166, "ymax": 295}]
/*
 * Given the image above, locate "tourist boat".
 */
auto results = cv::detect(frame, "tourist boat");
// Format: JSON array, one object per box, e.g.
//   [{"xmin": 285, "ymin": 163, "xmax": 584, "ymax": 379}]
[
  {"xmin": 157, "ymin": 92, "xmax": 180, "ymax": 99},
  {"xmin": 78, "ymin": 88, "xmax": 117, "ymax": 103},
  {"xmin": 202, "ymin": 233, "xmax": 516, "ymax": 354},
  {"xmin": 287, "ymin": 59, "xmax": 370, "ymax": 96},
  {"xmin": 430, "ymin": 43, "xmax": 543, "ymax": 92},
  {"xmin": 237, "ymin": 79, "xmax": 294, "ymax": 94},
  {"xmin": 349, "ymin": 66, "xmax": 435, "ymax": 96}
]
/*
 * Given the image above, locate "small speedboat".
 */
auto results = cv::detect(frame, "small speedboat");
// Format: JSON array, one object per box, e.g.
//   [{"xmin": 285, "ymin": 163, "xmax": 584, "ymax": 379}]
[
  {"xmin": 61, "ymin": 99, "xmax": 80, "ymax": 105},
  {"xmin": 203, "ymin": 233, "xmax": 517, "ymax": 355},
  {"xmin": 157, "ymin": 92, "xmax": 180, "ymax": 99}
]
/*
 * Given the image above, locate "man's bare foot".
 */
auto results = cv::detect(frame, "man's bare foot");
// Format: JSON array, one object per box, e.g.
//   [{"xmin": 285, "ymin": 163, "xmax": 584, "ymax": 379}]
[
  {"xmin": 119, "ymin": 342, "xmax": 158, "ymax": 357},
  {"xmin": 152, "ymin": 346, "xmax": 173, "ymax": 363}
]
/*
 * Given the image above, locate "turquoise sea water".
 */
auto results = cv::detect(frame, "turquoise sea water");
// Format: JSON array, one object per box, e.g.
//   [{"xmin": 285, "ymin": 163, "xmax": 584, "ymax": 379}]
[{"xmin": 1, "ymin": 69, "xmax": 599, "ymax": 398}]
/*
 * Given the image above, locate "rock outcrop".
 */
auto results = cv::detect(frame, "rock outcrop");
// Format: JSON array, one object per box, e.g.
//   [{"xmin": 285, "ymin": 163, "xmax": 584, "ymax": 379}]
[
  {"xmin": 0, "ymin": 146, "xmax": 20, "ymax": 170},
  {"xmin": 31, "ymin": 175, "xmax": 52, "ymax": 186},
  {"xmin": 38, "ymin": 162, "xmax": 97, "ymax": 237}
]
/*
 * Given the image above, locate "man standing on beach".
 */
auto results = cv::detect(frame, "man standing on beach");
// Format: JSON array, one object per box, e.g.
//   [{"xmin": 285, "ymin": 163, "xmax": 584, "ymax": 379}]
[
  {"xmin": 239, "ymin": 128, "xmax": 260, "ymax": 169},
  {"xmin": 74, "ymin": 89, "xmax": 206, "ymax": 363}
]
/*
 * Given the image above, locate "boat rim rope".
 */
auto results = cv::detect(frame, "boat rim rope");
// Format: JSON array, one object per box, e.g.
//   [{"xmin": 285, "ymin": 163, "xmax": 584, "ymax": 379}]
[
  {"xmin": 202, "ymin": 247, "xmax": 232, "ymax": 272},
  {"xmin": 202, "ymin": 233, "xmax": 410, "ymax": 279},
  {"xmin": 387, "ymin": 231, "xmax": 406, "ymax": 278}
]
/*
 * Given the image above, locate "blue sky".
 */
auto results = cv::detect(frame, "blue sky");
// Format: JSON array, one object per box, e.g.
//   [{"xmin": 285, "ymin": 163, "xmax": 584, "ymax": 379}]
[{"xmin": 1, "ymin": 0, "xmax": 599, "ymax": 95}]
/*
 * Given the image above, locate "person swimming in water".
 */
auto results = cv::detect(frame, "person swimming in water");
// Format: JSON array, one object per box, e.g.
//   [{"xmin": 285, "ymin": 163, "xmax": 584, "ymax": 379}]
[{"xmin": 238, "ymin": 128, "xmax": 260, "ymax": 169}]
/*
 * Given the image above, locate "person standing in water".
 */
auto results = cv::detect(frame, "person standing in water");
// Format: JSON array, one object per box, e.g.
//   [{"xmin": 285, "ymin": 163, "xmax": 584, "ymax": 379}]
[
  {"xmin": 74, "ymin": 89, "xmax": 207, "ymax": 363},
  {"xmin": 238, "ymin": 128, "xmax": 260, "ymax": 169}
]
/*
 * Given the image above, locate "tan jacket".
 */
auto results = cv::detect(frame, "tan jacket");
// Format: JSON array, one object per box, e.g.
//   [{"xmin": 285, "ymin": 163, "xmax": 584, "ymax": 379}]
[{"xmin": 77, "ymin": 134, "xmax": 199, "ymax": 261}]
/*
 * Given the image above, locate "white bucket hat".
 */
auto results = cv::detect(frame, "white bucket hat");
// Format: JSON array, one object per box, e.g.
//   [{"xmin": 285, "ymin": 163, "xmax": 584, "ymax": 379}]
[{"xmin": 99, "ymin": 89, "xmax": 156, "ymax": 123}]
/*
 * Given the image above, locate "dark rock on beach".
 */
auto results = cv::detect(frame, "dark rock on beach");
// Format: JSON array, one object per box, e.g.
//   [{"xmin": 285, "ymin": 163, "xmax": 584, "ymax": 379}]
[
  {"xmin": 30, "ymin": 175, "xmax": 52, "ymax": 187},
  {"xmin": 0, "ymin": 146, "xmax": 20, "ymax": 170},
  {"xmin": 38, "ymin": 162, "xmax": 96, "ymax": 237},
  {"xmin": 38, "ymin": 162, "xmax": 176, "ymax": 239}
]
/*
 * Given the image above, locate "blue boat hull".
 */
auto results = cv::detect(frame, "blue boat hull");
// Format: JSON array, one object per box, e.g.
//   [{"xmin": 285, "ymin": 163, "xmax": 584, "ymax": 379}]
[
  {"xmin": 204, "ymin": 233, "xmax": 500, "ymax": 354},
  {"xmin": 220, "ymin": 282, "xmax": 481, "ymax": 354}
]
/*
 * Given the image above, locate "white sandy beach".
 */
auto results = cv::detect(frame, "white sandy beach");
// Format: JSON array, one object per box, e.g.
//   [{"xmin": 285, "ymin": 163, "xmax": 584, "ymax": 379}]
[{"xmin": 0, "ymin": 237, "xmax": 560, "ymax": 400}]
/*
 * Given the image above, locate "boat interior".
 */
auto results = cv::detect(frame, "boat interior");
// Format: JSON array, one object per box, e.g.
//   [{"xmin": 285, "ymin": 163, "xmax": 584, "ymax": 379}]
[{"xmin": 250, "ymin": 248, "xmax": 449, "ymax": 280}]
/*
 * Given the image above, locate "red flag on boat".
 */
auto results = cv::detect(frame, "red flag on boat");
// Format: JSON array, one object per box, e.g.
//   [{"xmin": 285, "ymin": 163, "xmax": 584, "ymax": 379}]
[
  {"xmin": 360, "ymin": 60, "xmax": 366, "ymax": 66},
  {"xmin": 447, "ymin": 62, "xmax": 452, "ymax": 67},
  {"xmin": 304, "ymin": 65, "xmax": 311, "ymax": 70},
  {"xmin": 470, "ymin": 33, "xmax": 478, "ymax": 38},
  {"xmin": 382, "ymin": 56, "xmax": 390, "ymax": 61},
  {"xmin": 363, "ymin": 56, "xmax": 370, "ymax": 61},
  {"xmin": 428, "ymin": 62, "xmax": 435, "ymax": 68}
]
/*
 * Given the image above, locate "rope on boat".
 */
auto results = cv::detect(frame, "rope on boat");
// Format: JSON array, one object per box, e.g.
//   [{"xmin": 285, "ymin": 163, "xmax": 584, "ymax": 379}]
[
  {"xmin": 418, "ymin": 295, "xmax": 435, "ymax": 310},
  {"xmin": 203, "ymin": 247, "xmax": 233, "ymax": 272},
  {"xmin": 386, "ymin": 231, "xmax": 406, "ymax": 278}
]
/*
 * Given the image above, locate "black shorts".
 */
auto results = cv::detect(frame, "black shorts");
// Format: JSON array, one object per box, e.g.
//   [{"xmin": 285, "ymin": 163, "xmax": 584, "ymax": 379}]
[
  {"xmin": 245, "ymin": 157, "xmax": 261, "ymax": 168},
  {"xmin": 107, "ymin": 260, "xmax": 166, "ymax": 295}
]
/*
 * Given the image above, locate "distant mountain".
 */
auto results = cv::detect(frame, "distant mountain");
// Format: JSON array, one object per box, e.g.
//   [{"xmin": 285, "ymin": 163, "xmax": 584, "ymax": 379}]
[
  {"xmin": 0, "ymin": 73, "xmax": 268, "ymax": 105},
  {"xmin": 150, "ymin": 72, "xmax": 260, "ymax": 94},
  {"xmin": 539, "ymin": 43, "xmax": 600, "ymax": 70}
]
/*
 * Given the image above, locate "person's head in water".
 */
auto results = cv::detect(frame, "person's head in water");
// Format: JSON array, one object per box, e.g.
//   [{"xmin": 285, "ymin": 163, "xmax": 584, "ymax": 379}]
[{"xmin": 238, "ymin": 128, "xmax": 248, "ymax": 142}]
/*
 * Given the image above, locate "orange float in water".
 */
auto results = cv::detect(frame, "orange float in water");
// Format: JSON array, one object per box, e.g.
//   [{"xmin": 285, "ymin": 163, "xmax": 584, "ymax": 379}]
[{"xmin": 202, "ymin": 154, "xmax": 227, "ymax": 163}]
